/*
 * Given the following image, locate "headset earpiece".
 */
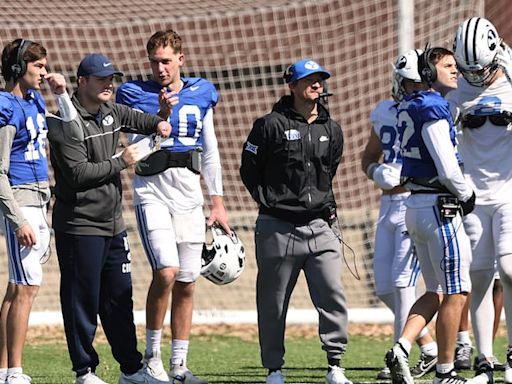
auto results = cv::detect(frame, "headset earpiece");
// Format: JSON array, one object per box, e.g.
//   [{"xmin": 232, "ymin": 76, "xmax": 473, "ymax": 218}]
[
  {"xmin": 10, "ymin": 39, "xmax": 33, "ymax": 82},
  {"xmin": 283, "ymin": 64, "xmax": 293, "ymax": 83},
  {"xmin": 420, "ymin": 44, "xmax": 437, "ymax": 84}
]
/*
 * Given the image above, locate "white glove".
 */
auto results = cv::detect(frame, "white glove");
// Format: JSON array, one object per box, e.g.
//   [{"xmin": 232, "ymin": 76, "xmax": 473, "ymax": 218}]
[
  {"xmin": 370, "ymin": 163, "xmax": 401, "ymax": 190},
  {"xmin": 497, "ymin": 43, "xmax": 512, "ymax": 84}
]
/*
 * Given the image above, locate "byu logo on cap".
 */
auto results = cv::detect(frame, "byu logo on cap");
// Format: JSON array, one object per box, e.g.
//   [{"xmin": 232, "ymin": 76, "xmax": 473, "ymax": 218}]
[{"xmin": 304, "ymin": 61, "xmax": 320, "ymax": 70}]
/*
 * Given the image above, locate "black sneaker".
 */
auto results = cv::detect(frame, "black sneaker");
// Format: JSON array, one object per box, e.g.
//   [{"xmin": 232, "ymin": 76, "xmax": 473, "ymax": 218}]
[
  {"xmin": 410, "ymin": 353, "xmax": 437, "ymax": 378},
  {"xmin": 433, "ymin": 369, "xmax": 468, "ymax": 384},
  {"xmin": 491, "ymin": 356, "xmax": 505, "ymax": 371},
  {"xmin": 376, "ymin": 366, "xmax": 391, "ymax": 380},
  {"xmin": 455, "ymin": 344, "xmax": 473, "ymax": 370},
  {"xmin": 473, "ymin": 357, "xmax": 494, "ymax": 384}
]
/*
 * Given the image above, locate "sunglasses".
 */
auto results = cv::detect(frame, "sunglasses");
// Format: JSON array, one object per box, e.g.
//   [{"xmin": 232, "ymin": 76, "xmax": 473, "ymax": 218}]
[{"xmin": 461, "ymin": 111, "xmax": 512, "ymax": 129}]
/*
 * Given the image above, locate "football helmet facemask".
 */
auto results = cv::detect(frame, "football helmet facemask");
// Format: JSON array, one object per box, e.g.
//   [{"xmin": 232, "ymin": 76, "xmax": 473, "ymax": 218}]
[
  {"xmin": 392, "ymin": 49, "xmax": 423, "ymax": 102},
  {"xmin": 454, "ymin": 17, "xmax": 501, "ymax": 87},
  {"xmin": 200, "ymin": 224, "xmax": 245, "ymax": 285}
]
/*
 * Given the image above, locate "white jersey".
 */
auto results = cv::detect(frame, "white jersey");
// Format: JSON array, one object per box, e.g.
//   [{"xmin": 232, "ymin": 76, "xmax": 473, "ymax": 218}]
[
  {"xmin": 447, "ymin": 75, "xmax": 512, "ymax": 204},
  {"xmin": 369, "ymin": 100, "xmax": 402, "ymax": 169}
]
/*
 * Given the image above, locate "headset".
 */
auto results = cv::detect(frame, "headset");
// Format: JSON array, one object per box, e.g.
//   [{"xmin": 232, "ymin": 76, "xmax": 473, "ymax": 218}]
[
  {"xmin": 283, "ymin": 64, "xmax": 293, "ymax": 83},
  {"xmin": 10, "ymin": 39, "xmax": 33, "ymax": 82},
  {"xmin": 419, "ymin": 43, "xmax": 437, "ymax": 85}
]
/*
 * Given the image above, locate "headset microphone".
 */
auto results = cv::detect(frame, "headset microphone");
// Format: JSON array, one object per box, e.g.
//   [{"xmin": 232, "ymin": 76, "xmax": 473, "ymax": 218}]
[{"xmin": 318, "ymin": 91, "xmax": 333, "ymax": 98}]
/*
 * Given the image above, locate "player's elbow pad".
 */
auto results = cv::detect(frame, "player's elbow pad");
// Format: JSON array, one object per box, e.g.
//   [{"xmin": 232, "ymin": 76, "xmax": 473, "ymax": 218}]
[{"xmin": 369, "ymin": 163, "xmax": 401, "ymax": 190}]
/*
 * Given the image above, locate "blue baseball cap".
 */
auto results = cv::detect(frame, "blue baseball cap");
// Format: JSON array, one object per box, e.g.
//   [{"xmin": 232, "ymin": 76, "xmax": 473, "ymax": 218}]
[
  {"xmin": 77, "ymin": 53, "xmax": 124, "ymax": 77},
  {"xmin": 283, "ymin": 58, "xmax": 331, "ymax": 83}
]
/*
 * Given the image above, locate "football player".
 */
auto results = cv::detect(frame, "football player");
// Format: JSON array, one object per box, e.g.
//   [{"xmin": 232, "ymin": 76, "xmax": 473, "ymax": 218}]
[
  {"xmin": 385, "ymin": 46, "xmax": 477, "ymax": 384},
  {"xmin": 0, "ymin": 38, "xmax": 74, "ymax": 384},
  {"xmin": 116, "ymin": 29, "xmax": 229, "ymax": 384},
  {"xmin": 361, "ymin": 49, "xmax": 438, "ymax": 380},
  {"xmin": 448, "ymin": 16, "xmax": 512, "ymax": 382}
]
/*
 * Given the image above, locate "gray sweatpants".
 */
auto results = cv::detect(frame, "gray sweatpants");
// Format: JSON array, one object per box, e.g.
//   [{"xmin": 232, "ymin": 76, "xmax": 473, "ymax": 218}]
[{"xmin": 255, "ymin": 214, "xmax": 348, "ymax": 369}]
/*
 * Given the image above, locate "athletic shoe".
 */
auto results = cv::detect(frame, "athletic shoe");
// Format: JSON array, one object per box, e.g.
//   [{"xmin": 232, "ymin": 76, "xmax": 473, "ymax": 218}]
[
  {"xmin": 75, "ymin": 370, "xmax": 108, "ymax": 384},
  {"xmin": 472, "ymin": 355, "xmax": 505, "ymax": 372},
  {"xmin": 143, "ymin": 352, "xmax": 170, "ymax": 382},
  {"xmin": 171, "ymin": 369, "xmax": 207, "ymax": 384},
  {"xmin": 325, "ymin": 366, "xmax": 352, "ymax": 384},
  {"xmin": 385, "ymin": 343, "xmax": 413, "ymax": 384},
  {"xmin": 433, "ymin": 369, "xmax": 469, "ymax": 384},
  {"xmin": 504, "ymin": 347, "xmax": 512, "ymax": 384},
  {"xmin": 410, "ymin": 352, "xmax": 437, "ymax": 378},
  {"xmin": 455, "ymin": 344, "xmax": 474, "ymax": 370},
  {"xmin": 266, "ymin": 370, "xmax": 284, "ymax": 384},
  {"xmin": 491, "ymin": 356, "xmax": 505, "ymax": 371},
  {"xmin": 6, "ymin": 374, "xmax": 31, "ymax": 384},
  {"xmin": 119, "ymin": 366, "xmax": 170, "ymax": 384},
  {"xmin": 472, "ymin": 356, "xmax": 494, "ymax": 384},
  {"xmin": 376, "ymin": 366, "xmax": 391, "ymax": 380}
]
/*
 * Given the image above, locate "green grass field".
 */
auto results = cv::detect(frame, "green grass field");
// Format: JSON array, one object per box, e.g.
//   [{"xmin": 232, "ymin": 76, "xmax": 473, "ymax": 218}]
[{"xmin": 21, "ymin": 325, "xmax": 509, "ymax": 383}]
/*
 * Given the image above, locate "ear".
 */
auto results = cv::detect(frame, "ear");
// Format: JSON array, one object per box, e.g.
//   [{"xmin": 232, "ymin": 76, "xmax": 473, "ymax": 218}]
[
  {"xmin": 78, "ymin": 76, "xmax": 87, "ymax": 87},
  {"xmin": 178, "ymin": 52, "xmax": 185, "ymax": 67}
]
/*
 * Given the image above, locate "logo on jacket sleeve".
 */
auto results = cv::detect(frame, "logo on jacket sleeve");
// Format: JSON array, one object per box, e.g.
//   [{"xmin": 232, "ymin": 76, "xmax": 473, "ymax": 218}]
[{"xmin": 245, "ymin": 141, "xmax": 258, "ymax": 155}]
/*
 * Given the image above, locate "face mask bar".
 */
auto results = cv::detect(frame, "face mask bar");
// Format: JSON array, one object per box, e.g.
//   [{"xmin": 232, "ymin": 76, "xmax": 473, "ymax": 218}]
[
  {"xmin": 461, "ymin": 110, "xmax": 512, "ymax": 129},
  {"xmin": 458, "ymin": 60, "xmax": 500, "ymax": 87}
]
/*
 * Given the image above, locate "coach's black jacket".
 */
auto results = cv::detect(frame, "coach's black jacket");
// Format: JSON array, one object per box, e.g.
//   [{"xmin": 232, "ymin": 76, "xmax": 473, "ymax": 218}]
[
  {"xmin": 240, "ymin": 95, "xmax": 343, "ymax": 225},
  {"xmin": 48, "ymin": 94, "xmax": 163, "ymax": 236}
]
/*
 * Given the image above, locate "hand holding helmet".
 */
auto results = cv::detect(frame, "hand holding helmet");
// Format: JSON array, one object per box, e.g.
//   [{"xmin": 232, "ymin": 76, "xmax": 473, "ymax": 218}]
[{"xmin": 201, "ymin": 223, "xmax": 246, "ymax": 285}]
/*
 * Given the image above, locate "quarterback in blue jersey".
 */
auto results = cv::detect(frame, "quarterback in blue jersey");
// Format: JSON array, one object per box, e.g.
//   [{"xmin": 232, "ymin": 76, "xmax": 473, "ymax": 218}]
[
  {"xmin": 385, "ymin": 47, "xmax": 477, "ymax": 384},
  {"xmin": 116, "ymin": 29, "xmax": 228, "ymax": 384},
  {"xmin": 0, "ymin": 39, "xmax": 74, "ymax": 384},
  {"xmin": 362, "ymin": 49, "xmax": 437, "ymax": 380}
]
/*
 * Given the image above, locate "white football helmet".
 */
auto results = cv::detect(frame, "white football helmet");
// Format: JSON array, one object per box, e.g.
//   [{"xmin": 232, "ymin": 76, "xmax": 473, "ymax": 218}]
[
  {"xmin": 201, "ymin": 224, "xmax": 245, "ymax": 285},
  {"xmin": 392, "ymin": 49, "xmax": 423, "ymax": 102},
  {"xmin": 454, "ymin": 17, "xmax": 500, "ymax": 86}
]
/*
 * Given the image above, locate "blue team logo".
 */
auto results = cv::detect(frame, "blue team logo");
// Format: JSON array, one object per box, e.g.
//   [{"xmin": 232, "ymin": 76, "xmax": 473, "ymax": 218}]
[
  {"xmin": 284, "ymin": 129, "xmax": 301, "ymax": 140},
  {"xmin": 245, "ymin": 141, "xmax": 258, "ymax": 155},
  {"xmin": 473, "ymin": 96, "xmax": 502, "ymax": 115}
]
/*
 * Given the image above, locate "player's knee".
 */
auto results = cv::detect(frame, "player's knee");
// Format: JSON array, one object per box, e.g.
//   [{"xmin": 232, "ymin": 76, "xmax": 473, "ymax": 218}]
[
  {"xmin": 153, "ymin": 266, "xmax": 179, "ymax": 288},
  {"xmin": 498, "ymin": 254, "xmax": 512, "ymax": 284},
  {"xmin": 174, "ymin": 280, "xmax": 196, "ymax": 299}
]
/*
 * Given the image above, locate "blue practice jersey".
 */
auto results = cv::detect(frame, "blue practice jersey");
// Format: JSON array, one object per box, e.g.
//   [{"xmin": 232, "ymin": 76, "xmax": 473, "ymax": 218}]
[
  {"xmin": 0, "ymin": 90, "xmax": 48, "ymax": 186},
  {"xmin": 398, "ymin": 91, "xmax": 458, "ymax": 178},
  {"xmin": 116, "ymin": 77, "xmax": 218, "ymax": 153}
]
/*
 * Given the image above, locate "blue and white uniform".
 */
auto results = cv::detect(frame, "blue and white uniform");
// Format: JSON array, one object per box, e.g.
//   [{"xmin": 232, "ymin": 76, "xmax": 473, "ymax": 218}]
[
  {"xmin": 447, "ymin": 74, "xmax": 512, "ymax": 358},
  {"xmin": 369, "ymin": 100, "xmax": 419, "ymax": 295},
  {"xmin": 398, "ymin": 90, "xmax": 472, "ymax": 295},
  {"xmin": 369, "ymin": 100, "xmax": 420, "ymax": 341},
  {"xmin": 117, "ymin": 78, "xmax": 223, "ymax": 281},
  {"xmin": 0, "ymin": 90, "xmax": 50, "ymax": 286}
]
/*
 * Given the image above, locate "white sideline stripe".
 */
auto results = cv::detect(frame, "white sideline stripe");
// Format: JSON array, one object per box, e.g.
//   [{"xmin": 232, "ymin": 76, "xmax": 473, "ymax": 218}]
[{"xmin": 29, "ymin": 308, "xmax": 398, "ymax": 326}]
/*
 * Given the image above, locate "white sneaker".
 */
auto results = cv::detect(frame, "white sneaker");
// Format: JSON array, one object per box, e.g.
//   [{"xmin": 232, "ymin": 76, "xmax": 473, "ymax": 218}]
[
  {"xmin": 76, "ymin": 370, "xmax": 108, "ymax": 384},
  {"xmin": 119, "ymin": 366, "xmax": 170, "ymax": 384},
  {"xmin": 266, "ymin": 370, "xmax": 284, "ymax": 384},
  {"xmin": 326, "ymin": 366, "xmax": 352, "ymax": 384},
  {"xmin": 144, "ymin": 353, "xmax": 170, "ymax": 382},
  {"xmin": 6, "ymin": 374, "xmax": 31, "ymax": 384},
  {"xmin": 505, "ymin": 347, "xmax": 512, "ymax": 384},
  {"xmin": 171, "ymin": 369, "xmax": 207, "ymax": 384}
]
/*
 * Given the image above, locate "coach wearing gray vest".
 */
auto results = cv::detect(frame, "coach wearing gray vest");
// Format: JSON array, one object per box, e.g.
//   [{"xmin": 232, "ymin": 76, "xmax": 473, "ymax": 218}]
[{"xmin": 240, "ymin": 58, "xmax": 351, "ymax": 384}]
